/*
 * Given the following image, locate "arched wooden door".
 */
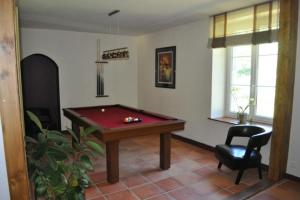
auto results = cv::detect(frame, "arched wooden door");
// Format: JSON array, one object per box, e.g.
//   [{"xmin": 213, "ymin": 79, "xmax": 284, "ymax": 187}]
[{"xmin": 21, "ymin": 54, "xmax": 61, "ymax": 136}]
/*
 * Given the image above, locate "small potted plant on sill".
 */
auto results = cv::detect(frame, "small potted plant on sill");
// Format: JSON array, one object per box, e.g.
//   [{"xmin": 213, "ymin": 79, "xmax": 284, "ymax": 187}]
[
  {"xmin": 237, "ymin": 105, "xmax": 249, "ymax": 124},
  {"xmin": 231, "ymin": 87, "xmax": 255, "ymax": 124},
  {"xmin": 25, "ymin": 111, "xmax": 103, "ymax": 200}
]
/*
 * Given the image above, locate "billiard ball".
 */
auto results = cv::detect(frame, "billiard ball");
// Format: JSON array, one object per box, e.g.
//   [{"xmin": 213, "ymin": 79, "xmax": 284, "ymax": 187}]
[
  {"xmin": 124, "ymin": 117, "xmax": 131, "ymax": 123},
  {"xmin": 101, "ymin": 108, "xmax": 105, "ymax": 112}
]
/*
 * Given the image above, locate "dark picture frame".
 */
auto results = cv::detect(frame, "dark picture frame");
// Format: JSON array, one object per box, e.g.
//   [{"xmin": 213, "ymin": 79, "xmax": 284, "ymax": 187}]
[{"xmin": 155, "ymin": 46, "xmax": 176, "ymax": 89}]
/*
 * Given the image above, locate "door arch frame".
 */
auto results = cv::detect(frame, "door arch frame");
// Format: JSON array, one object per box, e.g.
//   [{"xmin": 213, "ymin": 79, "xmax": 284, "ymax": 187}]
[{"xmin": 21, "ymin": 53, "xmax": 61, "ymax": 131}]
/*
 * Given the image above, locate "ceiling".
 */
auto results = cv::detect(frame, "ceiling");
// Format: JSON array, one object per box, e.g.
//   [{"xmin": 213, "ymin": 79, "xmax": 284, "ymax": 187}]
[{"xmin": 17, "ymin": 0, "xmax": 268, "ymax": 36}]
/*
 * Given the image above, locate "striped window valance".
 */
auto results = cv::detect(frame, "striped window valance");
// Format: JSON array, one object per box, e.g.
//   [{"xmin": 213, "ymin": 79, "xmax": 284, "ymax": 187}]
[{"xmin": 208, "ymin": 1, "xmax": 280, "ymax": 48}]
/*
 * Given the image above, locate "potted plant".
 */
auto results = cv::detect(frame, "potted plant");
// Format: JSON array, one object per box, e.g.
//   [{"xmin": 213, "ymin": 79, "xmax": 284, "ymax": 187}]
[
  {"xmin": 237, "ymin": 105, "xmax": 249, "ymax": 124},
  {"xmin": 231, "ymin": 88, "xmax": 256, "ymax": 124},
  {"xmin": 25, "ymin": 111, "xmax": 103, "ymax": 200}
]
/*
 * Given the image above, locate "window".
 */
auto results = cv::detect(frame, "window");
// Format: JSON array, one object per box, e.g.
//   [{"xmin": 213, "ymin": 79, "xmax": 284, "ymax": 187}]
[
  {"xmin": 208, "ymin": 1, "xmax": 280, "ymax": 123},
  {"xmin": 226, "ymin": 43, "xmax": 278, "ymax": 122}
]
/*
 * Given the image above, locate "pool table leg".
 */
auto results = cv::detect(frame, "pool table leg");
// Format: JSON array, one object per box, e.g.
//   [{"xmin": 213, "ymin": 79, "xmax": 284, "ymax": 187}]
[
  {"xmin": 71, "ymin": 122, "xmax": 80, "ymax": 145},
  {"xmin": 160, "ymin": 132, "xmax": 171, "ymax": 170},
  {"xmin": 106, "ymin": 140, "xmax": 119, "ymax": 183}
]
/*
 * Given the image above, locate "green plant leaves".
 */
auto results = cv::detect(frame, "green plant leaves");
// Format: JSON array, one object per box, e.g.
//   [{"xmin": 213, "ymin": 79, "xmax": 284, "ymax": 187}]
[
  {"xmin": 82, "ymin": 126, "xmax": 98, "ymax": 137},
  {"xmin": 80, "ymin": 155, "xmax": 93, "ymax": 170},
  {"xmin": 34, "ymin": 176, "xmax": 43, "ymax": 185},
  {"xmin": 67, "ymin": 128, "xmax": 79, "ymax": 143},
  {"xmin": 47, "ymin": 167, "xmax": 65, "ymax": 186},
  {"xmin": 37, "ymin": 132, "xmax": 47, "ymax": 143},
  {"xmin": 47, "ymin": 131, "xmax": 69, "ymax": 143},
  {"xmin": 52, "ymin": 183, "xmax": 67, "ymax": 195},
  {"xmin": 25, "ymin": 136, "xmax": 38, "ymax": 144},
  {"xmin": 82, "ymin": 148, "xmax": 97, "ymax": 159},
  {"xmin": 85, "ymin": 140, "xmax": 104, "ymax": 155},
  {"xmin": 34, "ymin": 176, "xmax": 48, "ymax": 196},
  {"xmin": 48, "ymin": 155, "xmax": 58, "ymax": 171},
  {"xmin": 80, "ymin": 175, "xmax": 90, "ymax": 188},
  {"xmin": 33, "ymin": 142, "xmax": 47, "ymax": 159},
  {"xmin": 48, "ymin": 147, "xmax": 68, "ymax": 161},
  {"xmin": 35, "ymin": 184, "xmax": 48, "ymax": 195},
  {"xmin": 25, "ymin": 110, "xmax": 104, "ymax": 199},
  {"xmin": 70, "ymin": 175, "xmax": 79, "ymax": 187},
  {"xmin": 26, "ymin": 111, "xmax": 42, "ymax": 130}
]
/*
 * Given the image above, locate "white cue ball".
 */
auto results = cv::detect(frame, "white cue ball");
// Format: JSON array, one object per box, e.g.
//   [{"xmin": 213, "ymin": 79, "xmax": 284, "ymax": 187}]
[{"xmin": 101, "ymin": 108, "xmax": 105, "ymax": 112}]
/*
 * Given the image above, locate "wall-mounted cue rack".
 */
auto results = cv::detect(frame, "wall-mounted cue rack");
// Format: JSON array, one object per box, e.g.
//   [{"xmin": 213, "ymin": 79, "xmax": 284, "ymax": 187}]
[
  {"xmin": 102, "ymin": 47, "xmax": 129, "ymax": 60},
  {"xmin": 95, "ymin": 39, "xmax": 109, "ymax": 97},
  {"xmin": 95, "ymin": 60, "xmax": 108, "ymax": 97}
]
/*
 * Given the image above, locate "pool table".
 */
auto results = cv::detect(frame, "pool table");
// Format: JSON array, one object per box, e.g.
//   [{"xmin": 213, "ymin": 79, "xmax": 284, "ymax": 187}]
[{"xmin": 63, "ymin": 104, "xmax": 185, "ymax": 183}]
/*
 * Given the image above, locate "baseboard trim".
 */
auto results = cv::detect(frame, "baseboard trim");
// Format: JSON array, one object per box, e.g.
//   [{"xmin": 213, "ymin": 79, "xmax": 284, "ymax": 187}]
[
  {"xmin": 171, "ymin": 134, "xmax": 215, "ymax": 152},
  {"xmin": 284, "ymin": 173, "xmax": 300, "ymax": 182},
  {"xmin": 171, "ymin": 134, "xmax": 300, "ymax": 183}
]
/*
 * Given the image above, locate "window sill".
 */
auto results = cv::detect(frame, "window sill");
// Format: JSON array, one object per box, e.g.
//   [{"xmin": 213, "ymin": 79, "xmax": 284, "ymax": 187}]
[{"xmin": 208, "ymin": 117, "xmax": 272, "ymax": 130}]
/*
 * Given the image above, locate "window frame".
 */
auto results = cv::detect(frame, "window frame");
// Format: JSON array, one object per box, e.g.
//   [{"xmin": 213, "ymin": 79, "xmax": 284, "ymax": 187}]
[{"xmin": 225, "ymin": 43, "xmax": 278, "ymax": 124}]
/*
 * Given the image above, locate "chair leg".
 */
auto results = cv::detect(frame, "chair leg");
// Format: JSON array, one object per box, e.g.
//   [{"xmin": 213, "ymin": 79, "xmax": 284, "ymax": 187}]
[
  {"xmin": 218, "ymin": 162, "xmax": 222, "ymax": 169},
  {"xmin": 258, "ymin": 164, "xmax": 263, "ymax": 179},
  {"xmin": 235, "ymin": 170, "xmax": 244, "ymax": 185}
]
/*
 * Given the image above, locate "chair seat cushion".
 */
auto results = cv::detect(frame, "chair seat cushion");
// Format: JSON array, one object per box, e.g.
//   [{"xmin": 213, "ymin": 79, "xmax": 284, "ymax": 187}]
[
  {"xmin": 216, "ymin": 145, "xmax": 259, "ymax": 160},
  {"xmin": 215, "ymin": 144, "xmax": 261, "ymax": 170}
]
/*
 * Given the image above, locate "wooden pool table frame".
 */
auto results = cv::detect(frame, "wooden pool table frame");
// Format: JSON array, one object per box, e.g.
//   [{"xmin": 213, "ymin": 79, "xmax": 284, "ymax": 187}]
[{"xmin": 63, "ymin": 104, "xmax": 185, "ymax": 183}]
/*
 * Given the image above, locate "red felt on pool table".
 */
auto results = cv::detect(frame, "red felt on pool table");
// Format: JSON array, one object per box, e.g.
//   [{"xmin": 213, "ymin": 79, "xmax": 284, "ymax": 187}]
[{"xmin": 73, "ymin": 106, "xmax": 166, "ymax": 129}]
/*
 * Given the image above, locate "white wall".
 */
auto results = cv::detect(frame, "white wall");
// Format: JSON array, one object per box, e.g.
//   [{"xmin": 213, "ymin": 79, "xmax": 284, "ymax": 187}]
[
  {"xmin": 211, "ymin": 48, "xmax": 226, "ymax": 118},
  {"xmin": 20, "ymin": 28, "xmax": 138, "ymax": 129},
  {"xmin": 137, "ymin": 19, "xmax": 272, "ymax": 166},
  {"xmin": 0, "ymin": 117, "xmax": 10, "ymax": 200},
  {"xmin": 137, "ymin": 19, "xmax": 233, "ymax": 146}
]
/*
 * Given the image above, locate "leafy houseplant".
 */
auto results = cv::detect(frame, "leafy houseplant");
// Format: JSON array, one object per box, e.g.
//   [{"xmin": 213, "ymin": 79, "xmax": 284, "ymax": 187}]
[{"xmin": 25, "ymin": 111, "xmax": 103, "ymax": 200}]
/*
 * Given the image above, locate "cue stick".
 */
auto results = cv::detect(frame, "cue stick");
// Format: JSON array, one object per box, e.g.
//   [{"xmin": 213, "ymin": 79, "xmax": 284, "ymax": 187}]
[{"xmin": 96, "ymin": 39, "xmax": 104, "ymax": 96}]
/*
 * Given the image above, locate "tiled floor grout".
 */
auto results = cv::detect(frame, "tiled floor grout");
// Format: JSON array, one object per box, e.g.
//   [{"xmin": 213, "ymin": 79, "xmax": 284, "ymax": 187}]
[
  {"xmin": 138, "ymin": 174, "xmax": 165, "ymax": 199},
  {"xmin": 115, "ymin": 179, "xmax": 141, "ymax": 200}
]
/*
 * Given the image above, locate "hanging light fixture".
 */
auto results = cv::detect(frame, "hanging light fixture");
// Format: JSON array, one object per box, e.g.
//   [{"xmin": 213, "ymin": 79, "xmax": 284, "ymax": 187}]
[
  {"xmin": 102, "ymin": 10, "xmax": 129, "ymax": 60},
  {"xmin": 108, "ymin": 9, "xmax": 120, "ymax": 16}
]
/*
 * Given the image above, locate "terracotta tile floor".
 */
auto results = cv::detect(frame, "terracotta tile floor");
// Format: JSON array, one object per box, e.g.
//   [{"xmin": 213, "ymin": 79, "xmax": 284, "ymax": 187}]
[
  {"xmin": 250, "ymin": 179, "xmax": 300, "ymax": 200},
  {"xmin": 85, "ymin": 135, "xmax": 268, "ymax": 200}
]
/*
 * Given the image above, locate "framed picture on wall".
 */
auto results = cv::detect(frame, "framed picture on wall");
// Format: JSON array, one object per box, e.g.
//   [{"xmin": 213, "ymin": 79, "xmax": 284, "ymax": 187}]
[{"xmin": 155, "ymin": 46, "xmax": 176, "ymax": 89}]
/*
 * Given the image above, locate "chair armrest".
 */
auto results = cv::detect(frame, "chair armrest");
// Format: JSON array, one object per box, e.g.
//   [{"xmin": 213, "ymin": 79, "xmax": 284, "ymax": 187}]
[
  {"xmin": 247, "ymin": 131, "xmax": 272, "ymax": 149},
  {"xmin": 244, "ymin": 131, "xmax": 272, "ymax": 159}
]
